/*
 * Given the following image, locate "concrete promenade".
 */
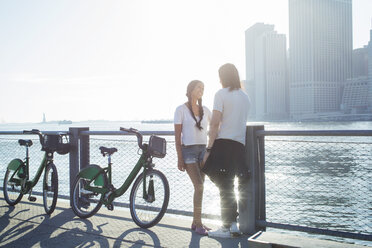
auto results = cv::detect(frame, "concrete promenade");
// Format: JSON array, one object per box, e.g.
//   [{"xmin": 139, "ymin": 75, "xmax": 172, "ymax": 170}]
[{"xmin": 0, "ymin": 195, "xmax": 370, "ymax": 248}]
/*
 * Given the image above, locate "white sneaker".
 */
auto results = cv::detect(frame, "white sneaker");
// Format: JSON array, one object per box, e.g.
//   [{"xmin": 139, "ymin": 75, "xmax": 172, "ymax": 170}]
[
  {"xmin": 230, "ymin": 222, "xmax": 241, "ymax": 236},
  {"xmin": 208, "ymin": 226, "xmax": 230, "ymax": 238}
]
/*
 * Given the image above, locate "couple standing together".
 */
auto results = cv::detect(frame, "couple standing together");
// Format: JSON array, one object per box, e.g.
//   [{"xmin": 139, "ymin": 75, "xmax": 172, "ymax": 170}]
[{"xmin": 174, "ymin": 63, "xmax": 251, "ymax": 238}]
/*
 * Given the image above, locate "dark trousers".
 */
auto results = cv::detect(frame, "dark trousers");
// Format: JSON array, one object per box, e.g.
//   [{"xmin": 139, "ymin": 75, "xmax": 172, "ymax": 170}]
[
  {"xmin": 202, "ymin": 139, "xmax": 249, "ymax": 228},
  {"xmin": 216, "ymin": 176, "xmax": 238, "ymax": 227}
]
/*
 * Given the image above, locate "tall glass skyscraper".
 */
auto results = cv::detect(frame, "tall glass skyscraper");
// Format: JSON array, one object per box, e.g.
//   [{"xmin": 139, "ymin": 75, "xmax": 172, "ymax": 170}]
[
  {"xmin": 245, "ymin": 23, "xmax": 288, "ymax": 120},
  {"xmin": 368, "ymin": 28, "xmax": 372, "ymax": 109},
  {"xmin": 245, "ymin": 23, "xmax": 274, "ymax": 117},
  {"xmin": 288, "ymin": 0, "xmax": 352, "ymax": 119}
]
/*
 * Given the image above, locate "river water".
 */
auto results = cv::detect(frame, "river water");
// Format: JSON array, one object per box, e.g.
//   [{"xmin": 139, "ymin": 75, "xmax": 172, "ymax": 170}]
[{"xmin": 0, "ymin": 119, "xmax": 371, "ymax": 131}]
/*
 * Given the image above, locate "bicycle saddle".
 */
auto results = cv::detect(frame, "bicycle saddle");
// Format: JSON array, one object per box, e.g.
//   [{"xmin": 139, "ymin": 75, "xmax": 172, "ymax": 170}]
[
  {"xmin": 99, "ymin": 146, "xmax": 118, "ymax": 156},
  {"xmin": 18, "ymin": 139, "xmax": 33, "ymax": 147}
]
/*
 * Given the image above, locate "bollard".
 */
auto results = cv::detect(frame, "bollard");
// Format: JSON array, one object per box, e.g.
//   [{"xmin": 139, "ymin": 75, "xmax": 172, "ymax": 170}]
[
  {"xmin": 68, "ymin": 127, "xmax": 89, "ymax": 206},
  {"xmin": 239, "ymin": 125, "xmax": 264, "ymax": 235}
]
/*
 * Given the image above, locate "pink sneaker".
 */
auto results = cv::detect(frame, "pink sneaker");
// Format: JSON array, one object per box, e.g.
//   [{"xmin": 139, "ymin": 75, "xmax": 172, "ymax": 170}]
[
  {"xmin": 195, "ymin": 226, "xmax": 208, "ymax": 235},
  {"xmin": 203, "ymin": 225, "xmax": 212, "ymax": 231},
  {"xmin": 191, "ymin": 224, "xmax": 211, "ymax": 231}
]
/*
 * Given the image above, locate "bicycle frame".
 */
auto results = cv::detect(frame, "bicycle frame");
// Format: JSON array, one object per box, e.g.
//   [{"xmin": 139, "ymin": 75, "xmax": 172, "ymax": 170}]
[
  {"xmin": 27, "ymin": 153, "xmax": 53, "ymax": 193},
  {"xmin": 108, "ymin": 152, "xmax": 150, "ymax": 204},
  {"xmin": 4, "ymin": 129, "xmax": 68, "ymax": 216},
  {"xmin": 81, "ymin": 150, "xmax": 151, "ymax": 206},
  {"xmin": 11, "ymin": 146, "xmax": 52, "ymax": 195}
]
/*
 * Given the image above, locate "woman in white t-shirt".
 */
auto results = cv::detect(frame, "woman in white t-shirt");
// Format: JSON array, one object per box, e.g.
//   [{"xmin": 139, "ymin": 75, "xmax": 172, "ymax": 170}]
[{"xmin": 174, "ymin": 80, "xmax": 211, "ymax": 236}]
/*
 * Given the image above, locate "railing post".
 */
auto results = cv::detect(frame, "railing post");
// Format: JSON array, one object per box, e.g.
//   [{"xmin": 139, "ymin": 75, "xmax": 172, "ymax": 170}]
[
  {"xmin": 239, "ymin": 125, "xmax": 264, "ymax": 234},
  {"xmin": 68, "ymin": 127, "xmax": 89, "ymax": 206},
  {"xmin": 257, "ymin": 126, "xmax": 266, "ymax": 229},
  {"xmin": 80, "ymin": 128, "xmax": 90, "ymax": 170}
]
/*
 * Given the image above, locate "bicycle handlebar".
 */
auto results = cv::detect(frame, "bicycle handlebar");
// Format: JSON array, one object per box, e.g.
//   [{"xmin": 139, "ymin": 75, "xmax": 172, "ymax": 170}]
[
  {"xmin": 23, "ymin": 129, "xmax": 44, "ymax": 145},
  {"xmin": 120, "ymin": 127, "xmax": 145, "ymax": 150}
]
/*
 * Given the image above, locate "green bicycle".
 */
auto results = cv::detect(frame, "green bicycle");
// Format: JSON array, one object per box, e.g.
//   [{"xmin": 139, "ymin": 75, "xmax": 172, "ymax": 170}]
[
  {"xmin": 71, "ymin": 127, "xmax": 170, "ymax": 228},
  {"xmin": 3, "ymin": 129, "xmax": 70, "ymax": 215}
]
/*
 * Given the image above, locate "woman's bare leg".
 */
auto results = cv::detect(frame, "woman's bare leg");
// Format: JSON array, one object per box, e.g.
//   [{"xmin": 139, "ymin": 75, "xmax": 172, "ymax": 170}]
[{"xmin": 185, "ymin": 163, "xmax": 205, "ymax": 227}]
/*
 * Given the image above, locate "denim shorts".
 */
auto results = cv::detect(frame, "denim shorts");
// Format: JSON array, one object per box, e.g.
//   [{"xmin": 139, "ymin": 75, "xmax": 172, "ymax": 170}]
[{"xmin": 181, "ymin": 144, "xmax": 206, "ymax": 164}]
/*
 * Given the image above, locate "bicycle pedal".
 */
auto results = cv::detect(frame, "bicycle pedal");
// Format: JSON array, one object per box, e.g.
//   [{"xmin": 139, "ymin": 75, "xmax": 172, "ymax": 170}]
[
  {"xmin": 79, "ymin": 197, "xmax": 91, "ymax": 209},
  {"xmin": 107, "ymin": 204, "xmax": 114, "ymax": 211},
  {"xmin": 28, "ymin": 196, "xmax": 37, "ymax": 202},
  {"xmin": 18, "ymin": 173, "xmax": 26, "ymax": 179}
]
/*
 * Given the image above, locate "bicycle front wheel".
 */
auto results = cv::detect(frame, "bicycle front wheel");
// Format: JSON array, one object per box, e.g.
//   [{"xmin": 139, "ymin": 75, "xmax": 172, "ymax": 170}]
[
  {"xmin": 3, "ymin": 167, "xmax": 24, "ymax": 206},
  {"xmin": 71, "ymin": 165, "xmax": 107, "ymax": 218},
  {"xmin": 130, "ymin": 169, "xmax": 169, "ymax": 228},
  {"xmin": 43, "ymin": 163, "xmax": 58, "ymax": 215}
]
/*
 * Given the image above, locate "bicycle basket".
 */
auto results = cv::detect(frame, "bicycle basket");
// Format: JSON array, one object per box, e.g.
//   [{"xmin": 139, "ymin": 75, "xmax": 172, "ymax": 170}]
[
  {"xmin": 43, "ymin": 135, "xmax": 70, "ymax": 155},
  {"xmin": 148, "ymin": 135, "xmax": 166, "ymax": 158}
]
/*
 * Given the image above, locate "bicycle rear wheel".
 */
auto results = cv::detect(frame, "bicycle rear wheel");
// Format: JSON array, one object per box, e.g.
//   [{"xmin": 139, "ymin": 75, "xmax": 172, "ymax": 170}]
[
  {"xmin": 3, "ymin": 167, "xmax": 24, "ymax": 206},
  {"xmin": 71, "ymin": 165, "xmax": 107, "ymax": 218},
  {"xmin": 43, "ymin": 163, "xmax": 58, "ymax": 215},
  {"xmin": 129, "ymin": 169, "xmax": 169, "ymax": 228}
]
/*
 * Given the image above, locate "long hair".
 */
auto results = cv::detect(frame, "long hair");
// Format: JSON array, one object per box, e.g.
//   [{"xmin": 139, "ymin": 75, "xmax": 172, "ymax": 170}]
[
  {"xmin": 186, "ymin": 80, "xmax": 204, "ymax": 130},
  {"xmin": 218, "ymin": 63, "xmax": 241, "ymax": 91}
]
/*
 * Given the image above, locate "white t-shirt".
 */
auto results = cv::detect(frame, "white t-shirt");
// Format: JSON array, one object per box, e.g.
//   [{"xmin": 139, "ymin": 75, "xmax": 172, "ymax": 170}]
[
  {"xmin": 174, "ymin": 104, "xmax": 211, "ymax": 146},
  {"xmin": 213, "ymin": 88, "xmax": 250, "ymax": 145}
]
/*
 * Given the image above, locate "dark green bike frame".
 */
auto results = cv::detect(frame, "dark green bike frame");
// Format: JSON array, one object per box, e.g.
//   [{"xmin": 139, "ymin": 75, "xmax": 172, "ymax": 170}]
[
  {"xmin": 78, "ymin": 149, "xmax": 153, "ymax": 206},
  {"xmin": 7, "ymin": 147, "xmax": 53, "ymax": 195}
]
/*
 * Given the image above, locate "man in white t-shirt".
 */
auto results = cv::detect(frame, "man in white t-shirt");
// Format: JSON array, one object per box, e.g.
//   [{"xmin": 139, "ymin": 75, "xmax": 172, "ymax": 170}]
[{"xmin": 202, "ymin": 63, "xmax": 250, "ymax": 238}]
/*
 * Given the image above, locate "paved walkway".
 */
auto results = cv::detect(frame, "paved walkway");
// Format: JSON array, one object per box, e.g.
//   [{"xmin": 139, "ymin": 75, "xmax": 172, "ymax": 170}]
[{"xmin": 0, "ymin": 195, "xmax": 370, "ymax": 247}]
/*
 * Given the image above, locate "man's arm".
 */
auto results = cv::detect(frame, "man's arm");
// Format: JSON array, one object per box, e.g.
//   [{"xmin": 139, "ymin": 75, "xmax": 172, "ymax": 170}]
[{"xmin": 201, "ymin": 110, "xmax": 222, "ymax": 167}]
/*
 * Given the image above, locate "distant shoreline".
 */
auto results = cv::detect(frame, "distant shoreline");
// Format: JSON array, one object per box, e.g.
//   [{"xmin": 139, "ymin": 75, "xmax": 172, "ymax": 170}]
[
  {"xmin": 1, "ymin": 117, "xmax": 372, "ymax": 125},
  {"xmin": 141, "ymin": 120, "xmax": 173, "ymax": 124}
]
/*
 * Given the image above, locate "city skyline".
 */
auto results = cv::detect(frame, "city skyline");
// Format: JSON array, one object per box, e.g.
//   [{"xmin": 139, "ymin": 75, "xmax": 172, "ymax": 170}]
[
  {"xmin": 0, "ymin": 0, "xmax": 371, "ymax": 123},
  {"xmin": 246, "ymin": 0, "xmax": 372, "ymax": 121},
  {"xmin": 289, "ymin": 0, "xmax": 353, "ymax": 119}
]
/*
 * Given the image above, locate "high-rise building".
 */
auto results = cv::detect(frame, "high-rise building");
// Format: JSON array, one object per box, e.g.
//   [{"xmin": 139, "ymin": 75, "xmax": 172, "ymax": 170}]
[
  {"xmin": 368, "ymin": 28, "xmax": 372, "ymax": 109},
  {"xmin": 245, "ymin": 23, "xmax": 274, "ymax": 117},
  {"xmin": 245, "ymin": 23, "xmax": 288, "ymax": 120},
  {"xmin": 341, "ymin": 77, "xmax": 369, "ymax": 113},
  {"xmin": 288, "ymin": 0, "xmax": 352, "ymax": 120},
  {"xmin": 254, "ymin": 31, "xmax": 288, "ymax": 120},
  {"xmin": 353, "ymin": 47, "xmax": 368, "ymax": 78}
]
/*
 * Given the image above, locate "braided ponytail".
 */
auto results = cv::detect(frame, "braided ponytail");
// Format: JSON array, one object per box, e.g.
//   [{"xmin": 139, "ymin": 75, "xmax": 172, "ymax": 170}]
[
  {"xmin": 186, "ymin": 80, "xmax": 204, "ymax": 130},
  {"xmin": 197, "ymin": 98, "xmax": 204, "ymax": 129}
]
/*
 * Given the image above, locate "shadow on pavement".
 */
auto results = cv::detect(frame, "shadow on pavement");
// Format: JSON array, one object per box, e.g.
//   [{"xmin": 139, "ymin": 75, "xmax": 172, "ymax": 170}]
[
  {"xmin": 208, "ymin": 236, "xmax": 249, "ymax": 248},
  {"xmin": 0, "ymin": 201, "xmax": 249, "ymax": 247},
  {"xmin": 0, "ymin": 207, "xmax": 110, "ymax": 247},
  {"xmin": 113, "ymin": 227, "xmax": 161, "ymax": 247},
  {"xmin": 188, "ymin": 231, "xmax": 249, "ymax": 248}
]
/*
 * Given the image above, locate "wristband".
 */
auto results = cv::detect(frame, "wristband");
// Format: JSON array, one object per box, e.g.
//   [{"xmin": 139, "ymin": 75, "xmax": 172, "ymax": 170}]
[{"xmin": 206, "ymin": 147, "xmax": 212, "ymax": 152}]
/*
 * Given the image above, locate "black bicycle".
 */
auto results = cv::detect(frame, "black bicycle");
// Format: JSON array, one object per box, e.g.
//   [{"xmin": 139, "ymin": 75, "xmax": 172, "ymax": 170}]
[{"xmin": 3, "ymin": 129, "xmax": 70, "ymax": 215}]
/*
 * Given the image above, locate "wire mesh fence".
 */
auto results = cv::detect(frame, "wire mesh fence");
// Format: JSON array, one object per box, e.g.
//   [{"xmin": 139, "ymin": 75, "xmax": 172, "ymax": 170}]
[{"xmin": 264, "ymin": 136, "xmax": 372, "ymax": 237}]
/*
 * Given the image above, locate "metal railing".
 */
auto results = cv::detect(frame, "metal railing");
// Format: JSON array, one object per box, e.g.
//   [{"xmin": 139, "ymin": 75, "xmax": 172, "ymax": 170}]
[
  {"xmin": 0, "ymin": 127, "xmax": 371, "ymax": 242},
  {"xmin": 255, "ymin": 129, "xmax": 372, "ymax": 241}
]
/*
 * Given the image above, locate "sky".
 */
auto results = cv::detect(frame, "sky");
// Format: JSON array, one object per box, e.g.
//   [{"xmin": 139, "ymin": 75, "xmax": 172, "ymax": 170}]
[{"xmin": 1, "ymin": 0, "xmax": 371, "ymax": 123}]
